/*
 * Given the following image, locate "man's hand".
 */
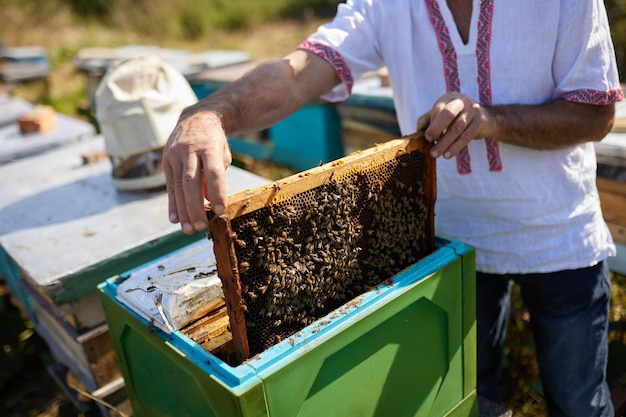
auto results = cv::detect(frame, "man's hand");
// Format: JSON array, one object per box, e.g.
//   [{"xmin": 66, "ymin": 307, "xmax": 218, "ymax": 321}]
[
  {"xmin": 416, "ymin": 92, "xmax": 492, "ymax": 159},
  {"xmin": 161, "ymin": 50, "xmax": 342, "ymax": 235},
  {"xmin": 416, "ymin": 92, "xmax": 615, "ymax": 155},
  {"xmin": 163, "ymin": 109, "xmax": 232, "ymax": 235}
]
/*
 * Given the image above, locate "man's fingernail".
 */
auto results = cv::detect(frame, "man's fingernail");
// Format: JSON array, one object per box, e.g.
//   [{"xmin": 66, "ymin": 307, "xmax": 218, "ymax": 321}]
[
  {"xmin": 213, "ymin": 204, "xmax": 225, "ymax": 215},
  {"xmin": 194, "ymin": 221, "xmax": 207, "ymax": 231},
  {"xmin": 169, "ymin": 213, "xmax": 179, "ymax": 223},
  {"xmin": 430, "ymin": 149, "xmax": 439, "ymax": 158},
  {"xmin": 443, "ymin": 152, "xmax": 451, "ymax": 159},
  {"xmin": 182, "ymin": 222, "xmax": 194, "ymax": 234}
]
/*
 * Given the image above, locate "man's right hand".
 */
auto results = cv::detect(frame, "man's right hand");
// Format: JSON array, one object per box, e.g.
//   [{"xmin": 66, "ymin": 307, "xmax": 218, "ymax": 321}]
[
  {"xmin": 163, "ymin": 108, "xmax": 232, "ymax": 235},
  {"xmin": 163, "ymin": 50, "xmax": 343, "ymax": 235}
]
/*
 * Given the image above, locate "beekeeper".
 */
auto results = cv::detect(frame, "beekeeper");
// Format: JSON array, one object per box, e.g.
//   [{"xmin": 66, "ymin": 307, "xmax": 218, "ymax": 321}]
[{"xmin": 163, "ymin": 2, "xmax": 623, "ymax": 416}]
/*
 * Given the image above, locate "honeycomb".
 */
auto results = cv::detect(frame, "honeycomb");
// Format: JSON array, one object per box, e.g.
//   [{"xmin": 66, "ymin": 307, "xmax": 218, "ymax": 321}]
[{"xmin": 208, "ymin": 136, "xmax": 435, "ymax": 362}]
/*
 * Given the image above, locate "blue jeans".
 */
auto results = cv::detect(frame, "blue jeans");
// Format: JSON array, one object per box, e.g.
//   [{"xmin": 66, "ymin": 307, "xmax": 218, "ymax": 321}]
[{"xmin": 476, "ymin": 261, "xmax": 613, "ymax": 417}]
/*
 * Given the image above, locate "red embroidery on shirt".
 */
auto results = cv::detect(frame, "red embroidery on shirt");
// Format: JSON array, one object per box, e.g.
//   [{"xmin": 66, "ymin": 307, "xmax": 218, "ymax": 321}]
[
  {"xmin": 427, "ymin": 2, "xmax": 461, "ymax": 94},
  {"xmin": 477, "ymin": 0, "xmax": 502, "ymax": 172},
  {"xmin": 297, "ymin": 40, "xmax": 354, "ymax": 95},
  {"xmin": 486, "ymin": 138, "xmax": 503, "ymax": 171},
  {"xmin": 426, "ymin": 0, "xmax": 471, "ymax": 174},
  {"xmin": 428, "ymin": 0, "xmax": 502, "ymax": 174},
  {"xmin": 560, "ymin": 88, "xmax": 625, "ymax": 105}
]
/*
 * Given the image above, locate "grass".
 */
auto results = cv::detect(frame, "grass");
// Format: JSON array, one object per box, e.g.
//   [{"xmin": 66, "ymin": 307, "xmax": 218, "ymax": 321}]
[{"xmin": 1, "ymin": 0, "xmax": 334, "ymax": 120}]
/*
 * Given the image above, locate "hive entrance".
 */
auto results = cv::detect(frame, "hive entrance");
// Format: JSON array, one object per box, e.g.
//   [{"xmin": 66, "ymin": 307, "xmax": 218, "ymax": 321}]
[{"xmin": 207, "ymin": 135, "xmax": 436, "ymax": 364}]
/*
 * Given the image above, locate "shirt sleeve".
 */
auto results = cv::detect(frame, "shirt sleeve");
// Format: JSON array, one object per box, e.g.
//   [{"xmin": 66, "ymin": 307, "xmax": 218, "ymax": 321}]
[
  {"xmin": 298, "ymin": 0, "xmax": 385, "ymax": 102},
  {"xmin": 553, "ymin": 0, "xmax": 624, "ymax": 104}
]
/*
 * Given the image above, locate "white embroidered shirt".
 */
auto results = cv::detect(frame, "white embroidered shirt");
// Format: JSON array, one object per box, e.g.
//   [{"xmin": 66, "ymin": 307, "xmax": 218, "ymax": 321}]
[{"xmin": 300, "ymin": 0, "xmax": 624, "ymax": 273}]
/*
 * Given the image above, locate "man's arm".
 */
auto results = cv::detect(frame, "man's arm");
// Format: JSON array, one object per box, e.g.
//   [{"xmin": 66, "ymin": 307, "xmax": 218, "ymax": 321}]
[
  {"xmin": 163, "ymin": 50, "xmax": 341, "ymax": 234},
  {"xmin": 417, "ymin": 92, "xmax": 616, "ymax": 159}
]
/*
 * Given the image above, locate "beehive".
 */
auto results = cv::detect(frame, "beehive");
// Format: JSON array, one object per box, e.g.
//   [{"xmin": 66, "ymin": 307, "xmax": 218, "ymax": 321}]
[
  {"xmin": 207, "ymin": 134, "xmax": 436, "ymax": 363},
  {"xmin": 99, "ymin": 236, "xmax": 478, "ymax": 417}
]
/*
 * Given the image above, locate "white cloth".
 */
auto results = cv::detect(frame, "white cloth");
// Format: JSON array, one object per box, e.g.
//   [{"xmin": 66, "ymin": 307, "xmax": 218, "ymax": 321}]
[{"xmin": 302, "ymin": 0, "xmax": 623, "ymax": 274}]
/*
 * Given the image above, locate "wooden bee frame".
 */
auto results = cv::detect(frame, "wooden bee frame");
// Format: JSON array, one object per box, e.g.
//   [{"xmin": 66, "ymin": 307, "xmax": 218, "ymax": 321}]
[{"xmin": 207, "ymin": 134, "xmax": 436, "ymax": 364}]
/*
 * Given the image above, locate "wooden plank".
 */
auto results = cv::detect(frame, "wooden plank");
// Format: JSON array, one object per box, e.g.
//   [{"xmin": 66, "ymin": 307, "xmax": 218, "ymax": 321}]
[
  {"xmin": 203, "ymin": 332, "xmax": 233, "ymax": 353},
  {"xmin": 598, "ymin": 186, "xmax": 626, "ymax": 225},
  {"xmin": 425, "ymin": 140, "xmax": 437, "ymax": 254},
  {"xmin": 183, "ymin": 297, "xmax": 228, "ymax": 333},
  {"xmin": 223, "ymin": 134, "xmax": 433, "ymax": 219},
  {"xmin": 182, "ymin": 303, "xmax": 229, "ymax": 343},
  {"xmin": 21, "ymin": 277, "xmax": 120, "ymax": 389},
  {"xmin": 607, "ymin": 221, "xmax": 626, "ymax": 246},
  {"xmin": 597, "ymin": 177, "xmax": 626, "ymax": 197},
  {"xmin": 206, "ymin": 215, "xmax": 250, "ymax": 363},
  {"xmin": 612, "ymin": 117, "xmax": 626, "ymax": 133},
  {"xmin": 35, "ymin": 305, "xmax": 120, "ymax": 389},
  {"xmin": 598, "ymin": 176, "xmax": 626, "ymax": 226},
  {"xmin": 23, "ymin": 287, "xmax": 106, "ymax": 332},
  {"xmin": 179, "ymin": 295, "xmax": 234, "ymax": 361}
]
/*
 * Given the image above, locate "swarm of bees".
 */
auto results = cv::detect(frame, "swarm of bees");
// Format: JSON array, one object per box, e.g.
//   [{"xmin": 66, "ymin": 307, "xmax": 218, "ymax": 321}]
[{"xmin": 229, "ymin": 152, "xmax": 430, "ymax": 355}]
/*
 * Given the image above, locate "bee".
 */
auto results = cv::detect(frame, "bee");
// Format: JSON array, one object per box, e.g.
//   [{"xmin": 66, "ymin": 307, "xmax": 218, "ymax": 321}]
[{"xmin": 395, "ymin": 180, "xmax": 406, "ymax": 190}]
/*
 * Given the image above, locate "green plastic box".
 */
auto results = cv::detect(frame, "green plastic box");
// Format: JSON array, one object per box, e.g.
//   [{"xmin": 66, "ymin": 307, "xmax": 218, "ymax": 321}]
[{"xmin": 98, "ymin": 237, "xmax": 477, "ymax": 417}]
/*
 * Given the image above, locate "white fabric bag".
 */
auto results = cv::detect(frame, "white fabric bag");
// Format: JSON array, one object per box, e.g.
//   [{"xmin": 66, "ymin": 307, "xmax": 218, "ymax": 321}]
[{"xmin": 95, "ymin": 55, "xmax": 197, "ymax": 190}]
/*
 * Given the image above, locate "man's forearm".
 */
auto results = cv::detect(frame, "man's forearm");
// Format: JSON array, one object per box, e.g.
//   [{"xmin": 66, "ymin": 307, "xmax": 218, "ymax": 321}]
[
  {"xmin": 179, "ymin": 50, "xmax": 341, "ymax": 136},
  {"xmin": 486, "ymin": 100, "xmax": 615, "ymax": 150}
]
